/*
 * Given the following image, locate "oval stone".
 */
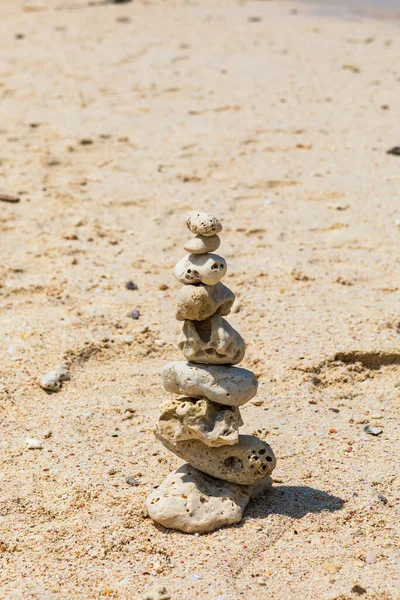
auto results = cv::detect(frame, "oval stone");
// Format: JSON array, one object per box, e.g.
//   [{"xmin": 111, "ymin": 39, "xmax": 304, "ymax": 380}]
[
  {"xmin": 186, "ymin": 211, "xmax": 222, "ymax": 237},
  {"xmin": 178, "ymin": 316, "xmax": 245, "ymax": 365},
  {"xmin": 156, "ymin": 433, "xmax": 277, "ymax": 485},
  {"xmin": 161, "ymin": 361, "xmax": 258, "ymax": 406},
  {"xmin": 174, "ymin": 253, "xmax": 227, "ymax": 286},
  {"xmin": 176, "ymin": 282, "xmax": 235, "ymax": 321},
  {"xmin": 183, "ymin": 234, "xmax": 221, "ymax": 255}
]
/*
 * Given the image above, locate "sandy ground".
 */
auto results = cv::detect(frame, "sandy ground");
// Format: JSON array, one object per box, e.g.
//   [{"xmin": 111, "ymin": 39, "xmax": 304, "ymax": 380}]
[{"xmin": 1, "ymin": 0, "xmax": 399, "ymax": 598}]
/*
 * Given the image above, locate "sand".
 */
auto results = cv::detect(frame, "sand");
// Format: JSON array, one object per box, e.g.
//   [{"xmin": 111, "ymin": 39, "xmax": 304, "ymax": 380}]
[{"xmin": 1, "ymin": 0, "xmax": 399, "ymax": 598}]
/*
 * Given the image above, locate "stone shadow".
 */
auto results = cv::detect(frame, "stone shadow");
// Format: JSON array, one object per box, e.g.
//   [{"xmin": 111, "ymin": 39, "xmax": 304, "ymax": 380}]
[{"xmin": 247, "ymin": 485, "xmax": 345, "ymax": 520}]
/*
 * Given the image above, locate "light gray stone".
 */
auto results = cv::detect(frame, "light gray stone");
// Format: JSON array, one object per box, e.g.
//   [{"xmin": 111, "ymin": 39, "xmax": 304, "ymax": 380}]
[
  {"xmin": 39, "ymin": 364, "xmax": 70, "ymax": 392},
  {"xmin": 176, "ymin": 282, "xmax": 235, "ymax": 322},
  {"xmin": 146, "ymin": 463, "xmax": 272, "ymax": 533},
  {"xmin": 161, "ymin": 361, "xmax": 258, "ymax": 406},
  {"xmin": 156, "ymin": 433, "xmax": 276, "ymax": 485},
  {"xmin": 186, "ymin": 211, "xmax": 222, "ymax": 237},
  {"xmin": 156, "ymin": 397, "xmax": 243, "ymax": 447},
  {"xmin": 178, "ymin": 316, "xmax": 245, "ymax": 365},
  {"xmin": 184, "ymin": 234, "xmax": 220, "ymax": 255},
  {"xmin": 25, "ymin": 438, "xmax": 43, "ymax": 450},
  {"xmin": 174, "ymin": 253, "xmax": 227, "ymax": 286}
]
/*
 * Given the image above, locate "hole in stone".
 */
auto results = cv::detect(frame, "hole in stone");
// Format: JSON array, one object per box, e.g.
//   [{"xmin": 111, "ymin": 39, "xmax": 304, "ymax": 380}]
[
  {"xmin": 266, "ymin": 456, "xmax": 272, "ymax": 462},
  {"xmin": 223, "ymin": 456, "xmax": 243, "ymax": 472},
  {"xmin": 258, "ymin": 449, "xmax": 266, "ymax": 455},
  {"xmin": 211, "ymin": 263, "xmax": 219, "ymax": 270},
  {"xmin": 193, "ymin": 318, "xmax": 212, "ymax": 343}
]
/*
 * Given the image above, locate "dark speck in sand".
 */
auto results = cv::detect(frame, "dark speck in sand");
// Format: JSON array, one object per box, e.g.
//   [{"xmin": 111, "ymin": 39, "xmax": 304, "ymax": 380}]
[{"xmin": 387, "ymin": 146, "xmax": 400, "ymax": 156}]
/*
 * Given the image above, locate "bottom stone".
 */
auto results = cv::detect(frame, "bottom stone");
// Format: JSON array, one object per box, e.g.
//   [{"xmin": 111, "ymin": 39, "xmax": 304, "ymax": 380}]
[{"xmin": 146, "ymin": 463, "xmax": 272, "ymax": 534}]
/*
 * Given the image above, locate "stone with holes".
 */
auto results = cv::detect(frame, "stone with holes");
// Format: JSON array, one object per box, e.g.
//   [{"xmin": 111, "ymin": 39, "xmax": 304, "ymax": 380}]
[
  {"xmin": 162, "ymin": 361, "xmax": 258, "ymax": 406},
  {"xmin": 174, "ymin": 253, "xmax": 227, "ymax": 286},
  {"xmin": 156, "ymin": 433, "xmax": 276, "ymax": 485},
  {"xmin": 146, "ymin": 463, "xmax": 272, "ymax": 533},
  {"xmin": 156, "ymin": 397, "xmax": 243, "ymax": 447},
  {"xmin": 176, "ymin": 281, "xmax": 235, "ymax": 322},
  {"xmin": 186, "ymin": 211, "xmax": 222, "ymax": 237},
  {"xmin": 178, "ymin": 315, "xmax": 245, "ymax": 365},
  {"xmin": 184, "ymin": 234, "xmax": 220, "ymax": 255}
]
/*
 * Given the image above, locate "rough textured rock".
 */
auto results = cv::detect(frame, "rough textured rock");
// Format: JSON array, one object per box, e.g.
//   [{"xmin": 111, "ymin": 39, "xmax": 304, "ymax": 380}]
[
  {"xmin": 162, "ymin": 361, "xmax": 258, "ymax": 406},
  {"xmin": 39, "ymin": 364, "xmax": 70, "ymax": 392},
  {"xmin": 175, "ymin": 282, "xmax": 235, "ymax": 322},
  {"xmin": 178, "ymin": 316, "xmax": 245, "ymax": 365},
  {"xmin": 146, "ymin": 464, "xmax": 272, "ymax": 533},
  {"xmin": 156, "ymin": 397, "xmax": 243, "ymax": 447},
  {"xmin": 174, "ymin": 253, "xmax": 227, "ymax": 286},
  {"xmin": 186, "ymin": 211, "xmax": 222, "ymax": 237},
  {"xmin": 156, "ymin": 433, "xmax": 276, "ymax": 484},
  {"xmin": 184, "ymin": 234, "xmax": 220, "ymax": 255}
]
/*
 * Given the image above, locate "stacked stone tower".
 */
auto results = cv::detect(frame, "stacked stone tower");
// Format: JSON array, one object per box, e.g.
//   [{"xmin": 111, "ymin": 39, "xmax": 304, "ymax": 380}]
[{"xmin": 146, "ymin": 211, "xmax": 276, "ymax": 533}]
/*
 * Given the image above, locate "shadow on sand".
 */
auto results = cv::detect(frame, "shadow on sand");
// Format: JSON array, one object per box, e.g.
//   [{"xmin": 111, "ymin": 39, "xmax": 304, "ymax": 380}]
[{"xmin": 246, "ymin": 485, "xmax": 345, "ymax": 520}]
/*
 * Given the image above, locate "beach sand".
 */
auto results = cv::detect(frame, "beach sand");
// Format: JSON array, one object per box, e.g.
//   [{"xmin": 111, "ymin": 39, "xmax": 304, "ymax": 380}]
[{"xmin": 0, "ymin": 0, "xmax": 399, "ymax": 598}]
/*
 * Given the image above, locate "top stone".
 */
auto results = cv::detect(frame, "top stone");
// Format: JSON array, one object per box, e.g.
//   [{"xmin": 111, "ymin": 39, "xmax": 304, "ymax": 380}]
[{"xmin": 186, "ymin": 211, "xmax": 223, "ymax": 237}]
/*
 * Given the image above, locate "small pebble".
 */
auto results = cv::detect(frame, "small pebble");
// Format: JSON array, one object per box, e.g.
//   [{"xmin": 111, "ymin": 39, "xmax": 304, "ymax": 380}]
[
  {"xmin": 0, "ymin": 191, "xmax": 20, "ymax": 203},
  {"xmin": 142, "ymin": 587, "xmax": 170, "ymax": 600},
  {"xmin": 130, "ymin": 310, "xmax": 140, "ymax": 320},
  {"xmin": 108, "ymin": 467, "xmax": 118, "ymax": 475},
  {"xmin": 364, "ymin": 424, "xmax": 383, "ymax": 436},
  {"xmin": 125, "ymin": 280, "xmax": 138, "ymax": 290},
  {"xmin": 352, "ymin": 584, "xmax": 367, "ymax": 595},
  {"xmin": 25, "ymin": 438, "xmax": 43, "ymax": 450},
  {"xmin": 126, "ymin": 476, "xmax": 139, "ymax": 486},
  {"xmin": 365, "ymin": 551, "xmax": 377, "ymax": 564},
  {"xmin": 124, "ymin": 335, "xmax": 134, "ymax": 344},
  {"xmin": 39, "ymin": 364, "xmax": 70, "ymax": 392}
]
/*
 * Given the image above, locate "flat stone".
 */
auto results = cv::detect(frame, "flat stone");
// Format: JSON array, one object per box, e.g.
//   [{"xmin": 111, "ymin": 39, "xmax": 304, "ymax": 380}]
[
  {"xmin": 162, "ymin": 361, "xmax": 258, "ymax": 406},
  {"xmin": 184, "ymin": 234, "xmax": 221, "ymax": 255},
  {"xmin": 176, "ymin": 282, "xmax": 235, "ymax": 321},
  {"xmin": 146, "ymin": 463, "xmax": 272, "ymax": 533},
  {"xmin": 156, "ymin": 433, "xmax": 276, "ymax": 485},
  {"xmin": 174, "ymin": 253, "xmax": 227, "ymax": 286},
  {"xmin": 156, "ymin": 397, "xmax": 243, "ymax": 447},
  {"xmin": 178, "ymin": 316, "xmax": 245, "ymax": 365},
  {"xmin": 186, "ymin": 211, "xmax": 222, "ymax": 237},
  {"xmin": 25, "ymin": 438, "xmax": 43, "ymax": 450}
]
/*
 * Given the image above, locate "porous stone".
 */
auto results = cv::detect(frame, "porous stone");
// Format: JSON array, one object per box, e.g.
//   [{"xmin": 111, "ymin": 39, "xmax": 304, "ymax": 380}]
[
  {"xmin": 156, "ymin": 397, "xmax": 243, "ymax": 447},
  {"xmin": 39, "ymin": 364, "xmax": 70, "ymax": 392},
  {"xmin": 175, "ymin": 282, "xmax": 235, "ymax": 321},
  {"xmin": 162, "ymin": 361, "xmax": 258, "ymax": 406},
  {"xmin": 178, "ymin": 316, "xmax": 245, "ymax": 365},
  {"xmin": 186, "ymin": 211, "xmax": 222, "ymax": 237},
  {"xmin": 156, "ymin": 433, "xmax": 276, "ymax": 484},
  {"xmin": 146, "ymin": 463, "xmax": 272, "ymax": 534},
  {"xmin": 174, "ymin": 253, "xmax": 227, "ymax": 286},
  {"xmin": 184, "ymin": 234, "xmax": 220, "ymax": 255}
]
